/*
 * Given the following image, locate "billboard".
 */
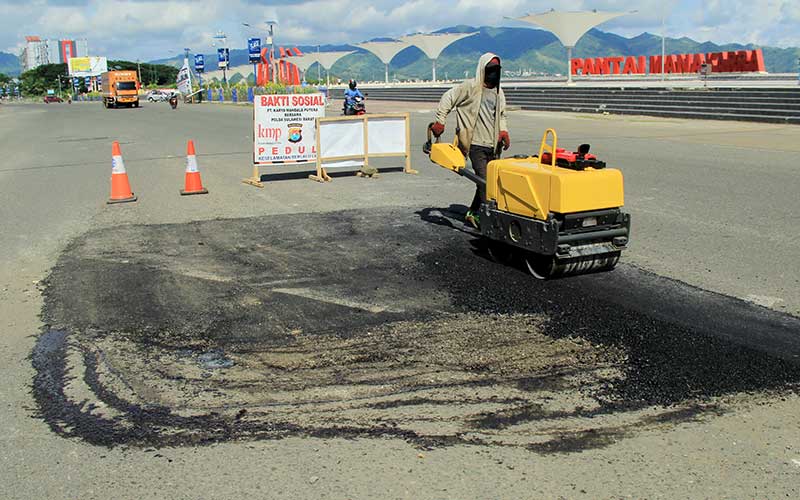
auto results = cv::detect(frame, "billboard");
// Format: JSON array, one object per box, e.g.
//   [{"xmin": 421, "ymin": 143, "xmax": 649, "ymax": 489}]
[
  {"xmin": 68, "ymin": 56, "xmax": 108, "ymax": 77},
  {"xmin": 248, "ymin": 38, "xmax": 262, "ymax": 64}
]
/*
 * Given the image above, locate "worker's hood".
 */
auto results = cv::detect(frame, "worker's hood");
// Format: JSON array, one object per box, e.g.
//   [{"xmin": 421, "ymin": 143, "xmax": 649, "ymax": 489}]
[{"xmin": 475, "ymin": 52, "xmax": 501, "ymax": 87}]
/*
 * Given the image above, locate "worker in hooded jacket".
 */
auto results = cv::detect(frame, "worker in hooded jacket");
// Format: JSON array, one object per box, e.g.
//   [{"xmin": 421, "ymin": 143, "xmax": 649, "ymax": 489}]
[{"xmin": 431, "ymin": 52, "xmax": 510, "ymax": 229}]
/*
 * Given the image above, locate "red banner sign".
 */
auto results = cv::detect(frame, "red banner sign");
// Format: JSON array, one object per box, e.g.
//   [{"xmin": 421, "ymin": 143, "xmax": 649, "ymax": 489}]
[{"xmin": 571, "ymin": 49, "xmax": 765, "ymax": 76}]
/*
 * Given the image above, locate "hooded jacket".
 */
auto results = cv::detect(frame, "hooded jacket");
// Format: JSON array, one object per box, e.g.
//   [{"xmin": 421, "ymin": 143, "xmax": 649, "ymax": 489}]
[{"xmin": 434, "ymin": 52, "xmax": 508, "ymax": 154}]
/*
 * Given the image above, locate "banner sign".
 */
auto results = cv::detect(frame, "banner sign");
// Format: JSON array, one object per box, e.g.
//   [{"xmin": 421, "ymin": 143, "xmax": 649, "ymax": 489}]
[
  {"xmin": 571, "ymin": 49, "xmax": 766, "ymax": 76},
  {"xmin": 176, "ymin": 61, "xmax": 192, "ymax": 94},
  {"xmin": 253, "ymin": 93, "xmax": 326, "ymax": 164},
  {"xmin": 248, "ymin": 38, "xmax": 262, "ymax": 64},
  {"xmin": 68, "ymin": 56, "xmax": 109, "ymax": 77},
  {"xmin": 194, "ymin": 54, "xmax": 204, "ymax": 72},
  {"xmin": 217, "ymin": 48, "xmax": 229, "ymax": 69}
]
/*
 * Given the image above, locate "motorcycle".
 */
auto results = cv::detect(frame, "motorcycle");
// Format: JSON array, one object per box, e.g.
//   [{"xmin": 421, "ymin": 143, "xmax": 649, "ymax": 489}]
[
  {"xmin": 169, "ymin": 94, "xmax": 178, "ymax": 110},
  {"xmin": 343, "ymin": 95, "xmax": 366, "ymax": 116}
]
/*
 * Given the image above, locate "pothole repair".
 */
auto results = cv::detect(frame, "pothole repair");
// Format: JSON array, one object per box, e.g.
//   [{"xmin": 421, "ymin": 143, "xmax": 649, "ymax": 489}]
[{"xmin": 33, "ymin": 207, "xmax": 800, "ymax": 450}]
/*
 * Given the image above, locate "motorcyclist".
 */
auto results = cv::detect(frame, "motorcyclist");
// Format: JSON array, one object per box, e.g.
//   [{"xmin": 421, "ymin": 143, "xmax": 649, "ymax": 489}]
[
  {"xmin": 169, "ymin": 92, "xmax": 178, "ymax": 109},
  {"xmin": 343, "ymin": 79, "xmax": 365, "ymax": 115},
  {"xmin": 431, "ymin": 53, "xmax": 509, "ymax": 229}
]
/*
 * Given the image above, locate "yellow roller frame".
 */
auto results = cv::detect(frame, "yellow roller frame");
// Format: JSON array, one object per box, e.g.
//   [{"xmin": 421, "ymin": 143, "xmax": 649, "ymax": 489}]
[{"xmin": 538, "ymin": 128, "xmax": 558, "ymax": 168}]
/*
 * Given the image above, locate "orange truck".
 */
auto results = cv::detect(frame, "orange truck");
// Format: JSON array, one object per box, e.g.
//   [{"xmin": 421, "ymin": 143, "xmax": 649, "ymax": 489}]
[{"xmin": 101, "ymin": 70, "xmax": 140, "ymax": 108}]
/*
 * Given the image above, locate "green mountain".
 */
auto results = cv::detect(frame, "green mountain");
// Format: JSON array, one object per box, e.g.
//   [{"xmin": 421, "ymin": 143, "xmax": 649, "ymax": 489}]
[
  {"xmin": 0, "ymin": 51, "xmax": 21, "ymax": 76},
  {"xmin": 150, "ymin": 26, "xmax": 800, "ymax": 82}
]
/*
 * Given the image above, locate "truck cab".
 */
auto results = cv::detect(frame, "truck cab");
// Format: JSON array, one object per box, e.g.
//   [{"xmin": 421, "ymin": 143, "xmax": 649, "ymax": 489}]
[{"xmin": 101, "ymin": 70, "xmax": 140, "ymax": 108}]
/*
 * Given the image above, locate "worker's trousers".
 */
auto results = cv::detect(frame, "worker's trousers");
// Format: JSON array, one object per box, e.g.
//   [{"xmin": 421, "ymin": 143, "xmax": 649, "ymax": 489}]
[{"xmin": 468, "ymin": 145, "xmax": 494, "ymax": 213}]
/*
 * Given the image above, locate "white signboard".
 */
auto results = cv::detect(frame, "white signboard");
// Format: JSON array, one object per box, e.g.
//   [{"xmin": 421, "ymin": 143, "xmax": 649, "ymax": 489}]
[
  {"xmin": 319, "ymin": 120, "xmax": 364, "ymax": 167},
  {"xmin": 366, "ymin": 117, "xmax": 407, "ymax": 154},
  {"xmin": 253, "ymin": 93, "xmax": 326, "ymax": 164}
]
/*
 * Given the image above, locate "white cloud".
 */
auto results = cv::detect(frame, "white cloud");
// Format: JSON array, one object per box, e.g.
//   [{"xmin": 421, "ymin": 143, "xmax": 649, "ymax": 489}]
[{"xmin": 1, "ymin": 0, "xmax": 798, "ymax": 61}]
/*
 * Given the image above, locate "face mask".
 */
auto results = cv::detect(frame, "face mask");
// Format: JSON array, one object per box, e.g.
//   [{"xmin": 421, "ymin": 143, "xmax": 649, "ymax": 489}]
[{"xmin": 484, "ymin": 64, "xmax": 501, "ymax": 88}]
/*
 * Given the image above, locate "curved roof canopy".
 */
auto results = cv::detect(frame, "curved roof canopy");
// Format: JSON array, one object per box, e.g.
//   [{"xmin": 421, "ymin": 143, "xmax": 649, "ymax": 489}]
[
  {"xmin": 355, "ymin": 40, "xmax": 410, "ymax": 65},
  {"xmin": 399, "ymin": 32, "xmax": 477, "ymax": 60},
  {"xmin": 284, "ymin": 53, "xmax": 319, "ymax": 72},
  {"xmin": 512, "ymin": 10, "xmax": 630, "ymax": 47},
  {"xmin": 315, "ymin": 51, "xmax": 355, "ymax": 70}
]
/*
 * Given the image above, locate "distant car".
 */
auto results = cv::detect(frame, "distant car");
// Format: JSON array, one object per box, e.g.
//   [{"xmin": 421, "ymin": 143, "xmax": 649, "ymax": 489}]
[
  {"xmin": 146, "ymin": 90, "xmax": 170, "ymax": 102},
  {"xmin": 43, "ymin": 95, "xmax": 63, "ymax": 103}
]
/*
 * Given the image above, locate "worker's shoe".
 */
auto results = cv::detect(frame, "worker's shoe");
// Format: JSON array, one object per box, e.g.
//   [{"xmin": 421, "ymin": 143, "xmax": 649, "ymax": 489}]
[{"xmin": 465, "ymin": 210, "xmax": 480, "ymax": 229}]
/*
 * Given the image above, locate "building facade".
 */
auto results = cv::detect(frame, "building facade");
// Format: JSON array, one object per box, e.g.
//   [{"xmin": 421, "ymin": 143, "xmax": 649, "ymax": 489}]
[
  {"xmin": 20, "ymin": 36, "xmax": 87, "ymax": 72},
  {"xmin": 20, "ymin": 36, "xmax": 49, "ymax": 72},
  {"xmin": 59, "ymin": 40, "xmax": 77, "ymax": 63}
]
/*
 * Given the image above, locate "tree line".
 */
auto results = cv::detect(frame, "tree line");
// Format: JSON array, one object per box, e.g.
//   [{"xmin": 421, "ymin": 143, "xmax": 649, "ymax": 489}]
[{"xmin": 15, "ymin": 60, "xmax": 179, "ymax": 96}]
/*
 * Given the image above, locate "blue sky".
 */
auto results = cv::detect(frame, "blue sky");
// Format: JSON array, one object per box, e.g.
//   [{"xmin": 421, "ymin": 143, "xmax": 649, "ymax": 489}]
[{"xmin": 1, "ymin": 0, "xmax": 798, "ymax": 61}]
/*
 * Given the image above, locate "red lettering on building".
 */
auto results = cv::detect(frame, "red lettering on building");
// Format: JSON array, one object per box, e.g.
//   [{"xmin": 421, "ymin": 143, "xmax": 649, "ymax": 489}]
[{"xmin": 571, "ymin": 49, "xmax": 765, "ymax": 76}]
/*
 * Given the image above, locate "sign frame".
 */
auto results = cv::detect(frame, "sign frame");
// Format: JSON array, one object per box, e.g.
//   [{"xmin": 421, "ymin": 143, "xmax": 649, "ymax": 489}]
[{"xmin": 309, "ymin": 113, "xmax": 416, "ymax": 183}]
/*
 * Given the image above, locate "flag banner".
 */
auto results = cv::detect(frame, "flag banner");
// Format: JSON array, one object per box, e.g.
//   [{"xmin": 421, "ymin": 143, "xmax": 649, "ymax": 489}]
[{"xmin": 177, "ymin": 60, "xmax": 192, "ymax": 94}]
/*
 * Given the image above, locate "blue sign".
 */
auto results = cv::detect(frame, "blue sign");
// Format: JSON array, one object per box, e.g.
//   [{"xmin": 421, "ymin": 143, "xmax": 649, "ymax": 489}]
[
  {"xmin": 248, "ymin": 38, "xmax": 262, "ymax": 64},
  {"xmin": 84, "ymin": 76, "xmax": 91, "ymax": 85},
  {"xmin": 217, "ymin": 48, "xmax": 229, "ymax": 69},
  {"xmin": 194, "ymin": 54, "xmax": 205, "ymax": 72},
  {"xmin": 73, "ymin": 77, "xmax": 80, "ymax": 88}
]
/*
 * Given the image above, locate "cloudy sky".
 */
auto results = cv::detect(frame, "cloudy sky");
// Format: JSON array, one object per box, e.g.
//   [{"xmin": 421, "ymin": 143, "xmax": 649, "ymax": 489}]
[{"xmin": 1, "ymin": 0, "xmax": 798, "ymax": 61}]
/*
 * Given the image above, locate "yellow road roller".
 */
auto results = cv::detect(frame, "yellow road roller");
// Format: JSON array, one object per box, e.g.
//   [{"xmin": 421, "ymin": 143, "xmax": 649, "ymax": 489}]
[{"xmin": 425, "ymin": 127, "xmax": 631, "ymax": 279}]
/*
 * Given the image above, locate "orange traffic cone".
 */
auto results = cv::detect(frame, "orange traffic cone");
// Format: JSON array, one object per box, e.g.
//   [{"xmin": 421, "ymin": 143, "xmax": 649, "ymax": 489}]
[
  {"xmin": 180, "ymin": 140, "xmax": 208, "ymax": 195},
  {"xmin": 108, "ymin": 141, "xmax": 137, "ymax": 204}
]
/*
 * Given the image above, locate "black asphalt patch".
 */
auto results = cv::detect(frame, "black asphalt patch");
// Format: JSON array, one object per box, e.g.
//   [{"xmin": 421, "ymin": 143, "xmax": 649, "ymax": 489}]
[{"xmin": 34, "ymin": 207, "xmax": 800, "ymax": 450}]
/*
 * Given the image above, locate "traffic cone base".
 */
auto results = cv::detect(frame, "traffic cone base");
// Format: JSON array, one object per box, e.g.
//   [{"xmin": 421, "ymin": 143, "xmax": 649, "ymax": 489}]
[
  {"xmin": 180, "ymin": 140, "xmax": 208, "ymax": 195},
  {"xmin": 108, "ymin": 141, "xmax": 137, "ymax": 204},
  {"xmin": 108, "ymin": 194, "xmax": 137, "ymax": 204}
]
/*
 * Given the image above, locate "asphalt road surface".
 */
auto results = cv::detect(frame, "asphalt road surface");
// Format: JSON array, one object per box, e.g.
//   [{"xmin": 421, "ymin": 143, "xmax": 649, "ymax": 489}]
[{"xmin": 1, "ymin": 99, "xmax": 799, "ymax": 499}]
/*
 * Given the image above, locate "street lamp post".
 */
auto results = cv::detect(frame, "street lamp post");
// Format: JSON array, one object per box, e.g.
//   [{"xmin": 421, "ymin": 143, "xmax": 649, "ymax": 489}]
[
  {"xmin": 213, "ymin": 31, "xmax": 228, "ymax": 87},
  {"xmin": 243, "ymin": 21, "xmax": 277, "ymax": 84},
  {"xmin": 265, "ymin": 21, "xmax": 277, "ymax": 84},
  {"xmin": 242, "ymin": 22, "xmax": 256, "ymax": 84}
]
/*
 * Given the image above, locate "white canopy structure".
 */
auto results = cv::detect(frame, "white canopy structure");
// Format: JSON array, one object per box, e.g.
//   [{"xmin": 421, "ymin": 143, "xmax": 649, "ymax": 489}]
[
  {"xmin": 284, "ymin": 53, "xmax": 319, "ymax": 82},
  {"xmin": 315, "ymin": 51, "xmax": 355, "ymax": 85},
  {"xmin": 400, "ymin": 32, "xmax": 477, "ymax": 82},
  {"xmin": 355, "ymin": 40, "xmax": 410, "ymax": 84},
  {"xmin": 512, "ymin": 10, "xmax": 631, "ymax": 84}
]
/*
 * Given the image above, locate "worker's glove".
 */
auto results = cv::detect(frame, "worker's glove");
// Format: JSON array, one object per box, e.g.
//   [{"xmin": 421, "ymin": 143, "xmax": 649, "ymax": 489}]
[
  {"xmin": 499, "ymin": 130, "xmax": 510, "ymax": 150},
  {"xmin": 430, "ymin": 122, "xmax": 445, "ymax": 138}
]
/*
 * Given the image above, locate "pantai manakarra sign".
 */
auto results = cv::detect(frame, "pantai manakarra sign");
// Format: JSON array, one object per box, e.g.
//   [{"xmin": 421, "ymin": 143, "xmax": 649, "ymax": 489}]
[{"xmin": 571, "ymin": 49, "xmax": 765, "ymax": 76}]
